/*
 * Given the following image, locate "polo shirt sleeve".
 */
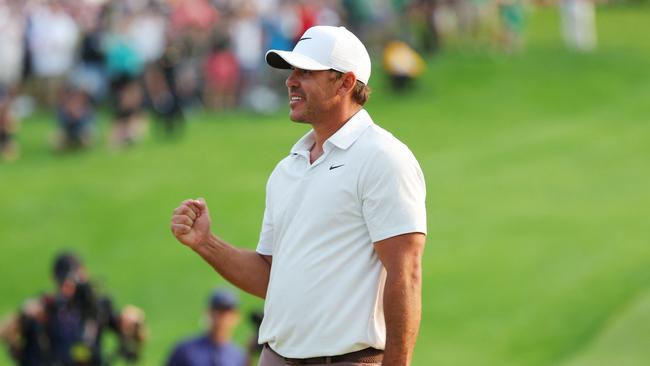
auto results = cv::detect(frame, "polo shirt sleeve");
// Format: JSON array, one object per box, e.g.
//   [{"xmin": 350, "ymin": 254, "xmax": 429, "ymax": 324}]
[
  {"xmin": 360, "ymin": 146, "xmax": 427, "ymax": 243},
  {"xmin": 256, "ymin": 178, "xmax": 274, "ymax": 255}
]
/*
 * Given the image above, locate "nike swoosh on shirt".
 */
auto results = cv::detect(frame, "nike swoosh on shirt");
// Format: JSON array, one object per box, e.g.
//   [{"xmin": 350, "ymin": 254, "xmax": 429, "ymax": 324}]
[{"xmin": 329, "ymin": 164, "xmax": 345, "ymax": 170}]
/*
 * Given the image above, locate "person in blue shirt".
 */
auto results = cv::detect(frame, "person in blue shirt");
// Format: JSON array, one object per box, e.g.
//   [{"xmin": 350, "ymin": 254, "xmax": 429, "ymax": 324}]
[{"xmin": 167, "ymin": 289, "xmax": 247, "ymax": 366}]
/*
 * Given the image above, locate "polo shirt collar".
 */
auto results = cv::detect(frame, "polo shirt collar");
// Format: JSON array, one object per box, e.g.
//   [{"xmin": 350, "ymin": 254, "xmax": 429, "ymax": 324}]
[{"xmin": 290, "ymin": 109, "xmax": 373, "ymax": 154}]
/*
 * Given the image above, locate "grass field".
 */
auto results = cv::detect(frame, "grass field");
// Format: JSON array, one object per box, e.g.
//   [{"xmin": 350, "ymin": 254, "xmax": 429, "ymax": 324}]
[{"xmin": 2, "ymin": 4, "xmax": 650, "ymax": 366}]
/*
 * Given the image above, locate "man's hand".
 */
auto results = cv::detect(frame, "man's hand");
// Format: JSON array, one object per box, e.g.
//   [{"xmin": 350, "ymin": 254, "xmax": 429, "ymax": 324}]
[
  {"xmin": 171, "ymin": 198, "xmax": 211, "ymax": 250},
  {"xmin": 170, "ymin": 197, "xmax": 272, "ymax": 298},
  {"xmin": 119, "ymin": 305, "xmax": 147, "ymax": 342},
  {"xmin": 0, "ymin": 314, "xmax": 20, "ymax": 347}
]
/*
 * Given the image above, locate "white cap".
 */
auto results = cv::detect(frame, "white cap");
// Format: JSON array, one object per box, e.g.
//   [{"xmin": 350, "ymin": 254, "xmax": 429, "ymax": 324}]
[{"xmin": 265, "ymin": 26, "xmax": 371, "ymax": 85}]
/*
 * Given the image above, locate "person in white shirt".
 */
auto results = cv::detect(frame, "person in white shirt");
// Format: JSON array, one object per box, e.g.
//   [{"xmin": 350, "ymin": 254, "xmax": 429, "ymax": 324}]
[
  {"xmin": 171, "ymin": 26, "xmax": 427, "ymax": 366},
  {"xmin": 560, "ymin": 0, "xmax": 597, "ymax": 51},
  {"xmin": 27, "ymin": 2, "xmax": 78, "ymax": 106},
  {"xmin": 0, "ymin": 0, "xmax": 25, "ymax": 89}
]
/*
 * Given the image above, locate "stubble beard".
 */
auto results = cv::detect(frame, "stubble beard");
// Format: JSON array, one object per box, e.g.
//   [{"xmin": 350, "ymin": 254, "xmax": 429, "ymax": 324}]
[{"xmin": 289, "ymin": 106, "xmax": 313, "ymax": 124}]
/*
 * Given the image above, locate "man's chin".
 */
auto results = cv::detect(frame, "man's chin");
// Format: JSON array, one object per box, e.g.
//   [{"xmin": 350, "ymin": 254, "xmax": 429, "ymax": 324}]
[{"xmin": 289, "ymin": 113, "xmax": 309, "ymax": 124}]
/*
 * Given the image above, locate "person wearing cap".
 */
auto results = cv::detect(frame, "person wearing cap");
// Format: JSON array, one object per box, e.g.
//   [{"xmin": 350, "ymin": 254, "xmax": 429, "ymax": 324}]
[
  {"xmin": 171, "ymin": 25, "xmax": 427, "ymax": 366},
  {"xmin": 166, "ymin": 289, "xmax": 247, "ymax": 366}
]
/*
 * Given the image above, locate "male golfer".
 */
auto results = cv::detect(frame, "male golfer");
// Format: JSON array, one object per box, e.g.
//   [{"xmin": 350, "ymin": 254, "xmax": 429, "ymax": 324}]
[{"xmin": 171, "ymin": 26, "xmax": 426, "ymax": 366}]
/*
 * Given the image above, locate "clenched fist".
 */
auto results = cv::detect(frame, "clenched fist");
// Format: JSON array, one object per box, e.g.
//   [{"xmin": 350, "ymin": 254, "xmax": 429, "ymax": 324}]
[{"xmin": 171, "ymin": 198, "xmax": 211, "ymax": 250}]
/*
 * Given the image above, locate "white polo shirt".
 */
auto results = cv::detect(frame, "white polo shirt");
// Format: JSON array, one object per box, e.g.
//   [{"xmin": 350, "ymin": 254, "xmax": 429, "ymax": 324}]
[{"xmin": 256, "ymin": 109, "xmax": 427, "ymax": 358}]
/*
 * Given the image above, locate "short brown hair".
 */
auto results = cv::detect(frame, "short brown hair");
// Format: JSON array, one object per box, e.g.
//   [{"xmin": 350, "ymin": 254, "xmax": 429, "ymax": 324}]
[
  {"xmin": 352, "ymin": 81, "xmax": 371, "ymax": 106},
  {"xmin": 331, "ymin": 70, "xmax": 371, "ymax": 106}
]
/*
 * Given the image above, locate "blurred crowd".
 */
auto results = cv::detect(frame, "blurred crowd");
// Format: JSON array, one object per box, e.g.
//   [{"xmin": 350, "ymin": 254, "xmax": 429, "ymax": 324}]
[{"xmin": 0, "ymin": 0, "xmax": 598, "ymax": 161}]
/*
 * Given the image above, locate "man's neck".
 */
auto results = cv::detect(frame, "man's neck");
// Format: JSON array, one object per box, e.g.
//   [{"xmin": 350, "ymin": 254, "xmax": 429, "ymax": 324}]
[
  {"xmin": 209, "ymin": 329, "xmax": 228, "ymax": 345},
  {"xmin": 309, "ymin": 105, "xmax": 362, "ymax": 164}
]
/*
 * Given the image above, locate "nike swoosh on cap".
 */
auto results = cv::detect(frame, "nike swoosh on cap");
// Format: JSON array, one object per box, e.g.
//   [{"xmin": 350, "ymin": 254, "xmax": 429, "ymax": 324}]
[{"xmin": 299, "ymin": 37, "xmax": 312, "ymax": 41}]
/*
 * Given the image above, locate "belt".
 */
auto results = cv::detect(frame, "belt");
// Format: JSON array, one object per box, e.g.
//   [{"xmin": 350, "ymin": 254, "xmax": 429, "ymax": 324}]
[{"xmin": 265, "ymin": 344, "xmax": 384, "ymax": 365}]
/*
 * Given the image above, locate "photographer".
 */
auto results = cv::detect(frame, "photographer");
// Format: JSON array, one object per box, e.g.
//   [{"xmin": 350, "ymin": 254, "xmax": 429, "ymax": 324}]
[{"xmin": 1, "ymin": 252, "xmax": 146, "ymax": 366}]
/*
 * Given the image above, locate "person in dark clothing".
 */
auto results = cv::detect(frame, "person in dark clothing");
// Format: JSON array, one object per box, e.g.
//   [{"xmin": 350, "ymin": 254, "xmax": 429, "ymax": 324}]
[
  {"xmin": 73, "ymin": 23, "xmax": 107, "ymax": 102},
  {"xmin": 1, "ymin": 252, "xmax": 146, "ymax": 366},
  {"xmin": 55, "ymin": 86, "xmax": 95, "ymax": 151},
  {"xmin": 143, "ymin": 42, "xmax": 185, "ymax": 139}
]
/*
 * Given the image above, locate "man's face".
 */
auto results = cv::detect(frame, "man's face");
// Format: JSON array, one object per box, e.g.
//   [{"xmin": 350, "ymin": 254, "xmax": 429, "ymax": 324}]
[
  {"xmin": 56, "ymin": 266, "xmax": 87, "ymax": 298},
  {"xmin": 285, "ymin": 68, "xmax": 341, "ymax": 124},
  {"xmin": 209, "ymin": 308, "xmax": 240, "ymax": 336}
]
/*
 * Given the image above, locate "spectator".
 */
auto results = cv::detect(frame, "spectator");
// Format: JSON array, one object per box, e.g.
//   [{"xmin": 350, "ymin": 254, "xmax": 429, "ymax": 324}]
[
  {"xmin": 27, "ymin": 1, "xmax": 79, "ymax": 107},
  {"xmin": 166, "ymin": 289, "xmax": 247, "ymax": 366},
  {"xmin": 383, "ymin": 40, "xmax": 426, "ymax": 91},
  {"xmin": 314, "ymin": 0, "xmax": 342, "ymax": 27},
  {"xmin": 105, "ymin": 17, "xmax": 146, "ymax": 148},
  {"xmin": 497, "ymin": 0, "xmax": 525, "ymax": 53},
  {"xmin": 230, "ymin": 3, "xmax": 264, "ymax": 107},
  {"xmin": 0, "ymin": 252, "xmax": 147, "ymax": 365},
  {"xmin": 203, "ymin": 35, "xmax": 240, "ymax": 111},
  {"xmin": 340, "ymin": 0, "xmax": 372, "ymax": 39},
  {"xmin": 294, "ymin": 2, "xmax": 318, "ymax": 39},
  {"xmin": 408, "ymin": 0, "xmax": 440, "ymax": 55},
  {"xmin": 128, "ymin": 2, "xmax": 167, "ymax": 67},
  {"xmin": 0, "ymin": 87, "xmax": 19, "ymax": 162},
  {"xmin": 144, "ymin": 40, "xmax": 185, "ymax": 138},
  {"xmin": 0, "ymin": 0, "xmax": 25, "ymax": 91},
  {"xmin": 109, "ymin": 74, "xmax": 146, "ymax": 148},
  {"xmin": 260, "ymin": 2, "xmax": 297, "ymax": 57},
  {"xmin": 54, "ymin": 85, "xmax": 95, "ymax": 152},
  {"xmin": 69, "ymin": 3, "xmax": 108, "ymax": 102},
  {"xmin": 560, "ymin": 0, "xmax": 597, "ymax": 51}
]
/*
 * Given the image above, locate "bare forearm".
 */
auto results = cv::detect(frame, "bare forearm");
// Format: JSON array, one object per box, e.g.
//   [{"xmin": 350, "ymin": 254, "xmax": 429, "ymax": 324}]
[
  {"xmin": 382, "ymin": 268, "xmax": 422, "ymax": 366},
  {"xmin": 193, "ymin": 234, "xmax": 270, "ymax": 298}
]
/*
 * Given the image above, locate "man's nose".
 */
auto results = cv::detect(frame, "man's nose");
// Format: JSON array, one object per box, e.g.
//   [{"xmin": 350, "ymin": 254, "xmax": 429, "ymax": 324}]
[{"xmin": 286, "ymin": 70, "xmax": 299, "ymax": 89}]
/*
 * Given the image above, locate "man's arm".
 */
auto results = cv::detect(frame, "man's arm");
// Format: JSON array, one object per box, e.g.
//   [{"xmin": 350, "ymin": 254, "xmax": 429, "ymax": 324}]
[
  {"xmin": 374, "ymin": 232, "xmax": 425, "ymax": 366},
  {"xmin": 193, "ymin": 235, "xmax": 271, "ymax": 298},
  {"xmin": 171, "ymin": 198, "xmax": 272, "ymax": 298}
]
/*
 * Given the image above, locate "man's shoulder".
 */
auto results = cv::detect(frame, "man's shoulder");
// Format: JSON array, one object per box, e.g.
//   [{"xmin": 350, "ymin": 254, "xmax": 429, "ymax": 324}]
[
  {"xmin": 167, "ymin": 334, "xmax": 210, "ymax": 365},
  {"xmin": 355, "ymin": 123, "xmax": 416, "ymax": 161},
  {"xmin": 267, "ymin": 153, "xmax": 294, "ymax": 182},
  {"xmin": 350, "ymin": 123, "xmax": 425, "ymax": 186},
  {"xmin": 173, "ymin": 334, "xmax": 210, "ymax": 351}
]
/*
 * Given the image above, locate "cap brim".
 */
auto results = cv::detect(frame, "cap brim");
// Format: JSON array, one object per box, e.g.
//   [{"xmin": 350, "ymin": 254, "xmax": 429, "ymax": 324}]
[{"xmin": 265, "ymin": 50, "xmax": 331, "ymax": 71}]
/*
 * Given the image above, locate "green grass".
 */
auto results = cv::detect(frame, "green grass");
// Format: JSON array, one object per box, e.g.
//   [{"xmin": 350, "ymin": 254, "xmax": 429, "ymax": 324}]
[
  {"xmin": 2, "ymin": 5, "xmax": 650, "ymax": 365},
  {"xmin": 562, "ymin": 289, "xmax": 650, "ymax": 366}
]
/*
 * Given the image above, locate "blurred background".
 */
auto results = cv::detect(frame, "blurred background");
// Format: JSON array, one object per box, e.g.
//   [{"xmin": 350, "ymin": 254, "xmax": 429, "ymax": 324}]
[{"xmin": 1, "ymin": 0, "xmax": 649, "ymax": 365}]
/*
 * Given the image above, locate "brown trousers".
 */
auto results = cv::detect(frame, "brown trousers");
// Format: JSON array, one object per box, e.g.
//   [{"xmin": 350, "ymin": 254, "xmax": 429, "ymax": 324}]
[{"xmin": 258, "ymin": 346, "xmax": 382, "ymax": 366}]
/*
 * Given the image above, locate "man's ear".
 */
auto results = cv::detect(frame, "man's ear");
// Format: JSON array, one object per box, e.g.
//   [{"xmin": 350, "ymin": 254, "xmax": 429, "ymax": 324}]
[{"xmin": 338, "ymin": 72, "xmax": 357, "ymax": 96}]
